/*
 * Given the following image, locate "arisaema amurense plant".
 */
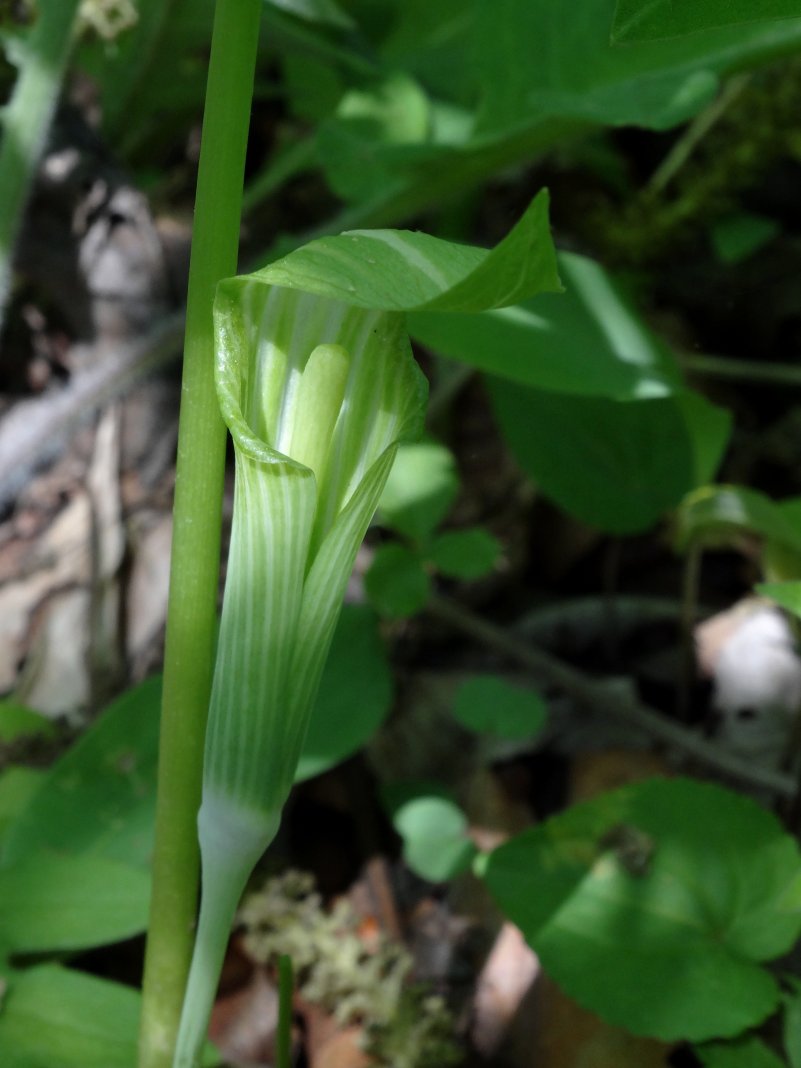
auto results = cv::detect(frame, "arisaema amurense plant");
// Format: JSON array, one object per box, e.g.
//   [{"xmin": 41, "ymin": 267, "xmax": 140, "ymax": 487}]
[{"xmin": 173, "ymin": 191, "xmax": 561, "ymax": 1066}]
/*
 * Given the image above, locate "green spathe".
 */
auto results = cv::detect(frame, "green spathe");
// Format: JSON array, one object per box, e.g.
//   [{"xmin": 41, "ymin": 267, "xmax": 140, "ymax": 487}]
[
  {"xmin": 174, "ymin": 194, "xmax": 560, "ymax": 1066},
  {"xmin": 174, "ymin": 287, "xmax": 425, "ymax": 1068},
  {"xmin": 205, "ymin": 285, "xmax": 426, "ymax": 829}
]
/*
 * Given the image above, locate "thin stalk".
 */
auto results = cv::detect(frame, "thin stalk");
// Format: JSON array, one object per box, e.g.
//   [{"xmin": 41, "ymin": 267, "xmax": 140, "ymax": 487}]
[
  {"xmin": 680, "ymin": 351, "xmax": 801, "ymax": 388},
  {"xmin": 0, "ymin": 0, "xmax": 82, "ymax": 332},
  {"xmin": 647, "ymin": 74, "xmax": 750, "ymax": 195},
  {"xmin": 242, "ymin": 136, "xmax": 315, "ymax": 215},
  {"xmin": 276, "ymin": 955, "xmax": 294, "ymax": 1068},
  {"xmin": 677, "ymin": 541, "xmax": 703, "ymax": 723},
  {"xmin": 137, "ymin": 3, "xmax": 261, "ymax": 1067}
]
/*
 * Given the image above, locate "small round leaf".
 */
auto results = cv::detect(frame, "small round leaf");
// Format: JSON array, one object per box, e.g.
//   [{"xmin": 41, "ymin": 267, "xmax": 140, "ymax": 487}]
[
  {"xmin": 297, "ymin": 605, "xmax": 392, "ymax": 781},
  {"xmin": 365, "ymin": 543, "xmax": 431, "ymax": 618},
  {"xmin": 429, "ymin": 528, "xmax": 500, "ymax": 579},
  {"xmin": 378, "ymin": 442, "xmax": 459, "ymax": 543},
  {"xmin": 453, "ymin": 675, "xmax": 547, "ymax": 739},
  {"xmin": 390, "ymin": 790, "xmax": 477, "ymax": 882}
]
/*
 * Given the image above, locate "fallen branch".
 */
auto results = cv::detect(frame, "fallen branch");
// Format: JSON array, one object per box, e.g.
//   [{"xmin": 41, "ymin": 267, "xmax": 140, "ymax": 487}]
[
  {"xmin": 427, "ymin": 593, "xmax": 796, "ymax": 799},
  {"xmin": 0, "ymin": 312, "xmax": 183, "ymax": 508}
]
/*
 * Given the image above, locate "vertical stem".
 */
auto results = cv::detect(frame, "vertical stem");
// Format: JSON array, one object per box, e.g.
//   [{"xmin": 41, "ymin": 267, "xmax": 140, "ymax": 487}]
[
  {"xmin": 677, "ymin": 540, "xmax": 703, "ymax": 723},
  {"xmin": 0, "ymin": 0, "xmax": 82, "ymax": 332},
  {"xmin": 276, "ymin": 955, "xmax": 294, "ymax": 1068},
  {"xmin": 138, "ymin": 3, "xmax": 261, "ymax": 1067}
]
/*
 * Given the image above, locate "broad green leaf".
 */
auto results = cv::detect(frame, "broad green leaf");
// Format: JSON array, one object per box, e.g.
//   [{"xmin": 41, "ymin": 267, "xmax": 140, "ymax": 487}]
[
  {"xmin": 474, "ymin": 0, "xmax": 801, "ymax": 133},
  {"xmin": 613, "ymin": 0, "xmax": 801, "ymax": 42},
  {"xmin": 254, "ymin": 190, "xmax": 560, "ymax": 312},
  {"xmin": 0, "ymin": 768, "xmax": 43, "ymax": 840},
  {"xmin": 0, "ymin": 854, "xmax": 150, "ymax": 953},
  {"xmin": 378, "ymin": 441, "xmax": 459, "ymax": 543},
  {"xmin": 365, "ymin": 543, "xmax": 431, "ymax": 618},
  {"xmin": 296, "ymin": 605, "xmax": 392, "ymax": 781},
  {"xmin": 711, "ymin": 213, "xmax": 780, "ymax": 264},
  {"xmin": 453, "ymin": 676, "xmax": 547, "ymax": 740},
  {"xmin": 784, "ymin": 975, "xmax": 801, "ymax": 1068},
  {"xmin": 282, "ymin": 50, "xmax": 346, "ymax": 121},
  {"xmin": 0, "ymin": 701, "xmax": 55, "ymax": 743},
  {"xmin": 0, "ymin": 966, "xmax": 141, "ymax": 1068},
  {"xmin": 386, "ymin": 786, "xmax": 477, "ymax": 882},
  {"xmin": 676, "ymin": 390, "xmax": 732, "ymax": 485},
  {"xmin": 676, "ymin": 486, "xmax": 801, "ymax": 553},
  {"xmin": 479, "ymin": 778, "xmax": 801, "ymax": 1041},
  {"xmin": 695, "ymin": 1036, "xmax": 787, "ymax": 1068},
  {"xmin": 429, "ymin": 528, "xmax": 500, "ymax": 580},
  {"xmin": 379, "ymin": 0, "xmax": 480, "ymax": 107},
  {"xmin": 778, "ymin": 495, "xmax": 801, "ymax": 530},
  {"xmin": 489, "ymin": 385, "xmax": 696, "ymax": 534},
  {"xmin": 319, "ymin": 72, "xmax": 432, "ymax": 203},
  {"xmin": 410, "ymin": 252, "xmax": 680, "ymax": 400},
  {"xmin": 1, "ymin": 678, "xmax": 162, "ymax": 869},
  {"xmin": 757, "ymin": 581, "xmax": 801, "ymax": 619}
]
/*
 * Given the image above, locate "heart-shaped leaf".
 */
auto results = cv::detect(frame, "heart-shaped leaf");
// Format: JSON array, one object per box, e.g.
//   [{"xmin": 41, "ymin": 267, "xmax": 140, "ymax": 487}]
[{"xmin": 479, "ymin": 778, "xmax": 801, "ymax": 1041}]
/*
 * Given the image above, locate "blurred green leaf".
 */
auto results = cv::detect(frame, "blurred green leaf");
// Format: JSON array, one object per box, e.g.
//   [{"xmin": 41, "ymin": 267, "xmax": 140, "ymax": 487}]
[
  {"xmin": 365, "ymin": 543, "xmax": 431, "ymax": 618},
  {"xmin": 380, "ymin": 0, "xmax": 479, "ymax": 106},
  {"xmin": 756, "ymin": 581, "xmax": 801, "ymax": 619},
  {"xmin": 676, "ymin": 485, "xmax": 801, "ymax": 553},
  {"xmin": 613, "ymin": 0, "xmax": 801, "ymax": 42},
  {"xmin": 386, "ymin": 786, "xmax": 477, "ymax": 882},
  {"xmin": 695, "ymin": 1036, "xmax": 787, "ymax": 1068},
  {"xmin": 676, "ymin": 390, "xmax": 732, "ymax": 485},
  {"xmin": 489, "ymin": 386, "xmax": 700, "ymax": 534},
  {"xmin": 452, "ymin": 675, "xmax": 547, "ymax": 739},
  {"xmin": 479, "ymin": 777, "xmax": 801, "ymax": 1041},
  {"xmin": 282, "ymin": 50, "xmax": 345, "ymax": 120},
  {"xmin": 319, "ymin": 72, "xmax": 431, "ymax": 201},
  {"xmin": 297, "ymin": 605, "xmax": 392, "ymax": 780},
  {"xmin": 783, "ymin": 975, "xmax": 801, "ymax": 1068},
  {"xmin": 476, "ymin": 0, "xmax": 801, "ymax": 133},
  {"xmin": 411, "ymin": 252, "xmax": 680, "ymax": 400},
  {"xmin": 0, "ymin": 768, "xmax": 44, "ymax": 841},
  {"xmin": 1, "ymin": 678, "xmax": 162, "ymax": 869},
  {"xmin": 429, "ymin": 528, "xmax": 500, "ymax": 580},
  {"xmin": 378, "ymin": 441, "xmax": 459, "ymax": 543},
  {"xmin": 0, "ymin": 854, "xmax": 150, "ymax": 954},
  {"xmin": 0, "ymin": 966, "xmax": 142, "ymax": 1068},
  {"xmin": 711, "ymin": 213, "xmax": 780, "ymax": 264},
  {"xmin": 0, "ymin": 701, "xmax": 55, "ymax": 743}
]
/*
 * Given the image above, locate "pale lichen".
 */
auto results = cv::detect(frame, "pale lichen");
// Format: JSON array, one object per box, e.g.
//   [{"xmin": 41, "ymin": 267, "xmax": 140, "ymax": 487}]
[
  {"xmin": 78, "ymin": 0, "xmax": 137, "ymax": 40},
  {"xmin": 238, "ymin": 871, "xmax": 461, "ymax": 1068}
]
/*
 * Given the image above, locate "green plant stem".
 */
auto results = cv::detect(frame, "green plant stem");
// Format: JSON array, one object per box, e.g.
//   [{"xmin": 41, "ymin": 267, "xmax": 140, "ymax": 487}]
[
  {"xmin": 0, "ymin": 0, "xmax": 82, "ymax": 332},
  {"xmin": 647, "ymin": 73, "xmax": 750, "ymax": 195},
  {"xmin": 242, "ymin": 136, "xmax": 316, "ymax": 215},
  {"xmin": 680, "ymin": 351, "xmax": 801, "ymax": 387},
  {"xmin": 137, "ymin": 3, "xmax": 261, "ymax": 1067}
]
